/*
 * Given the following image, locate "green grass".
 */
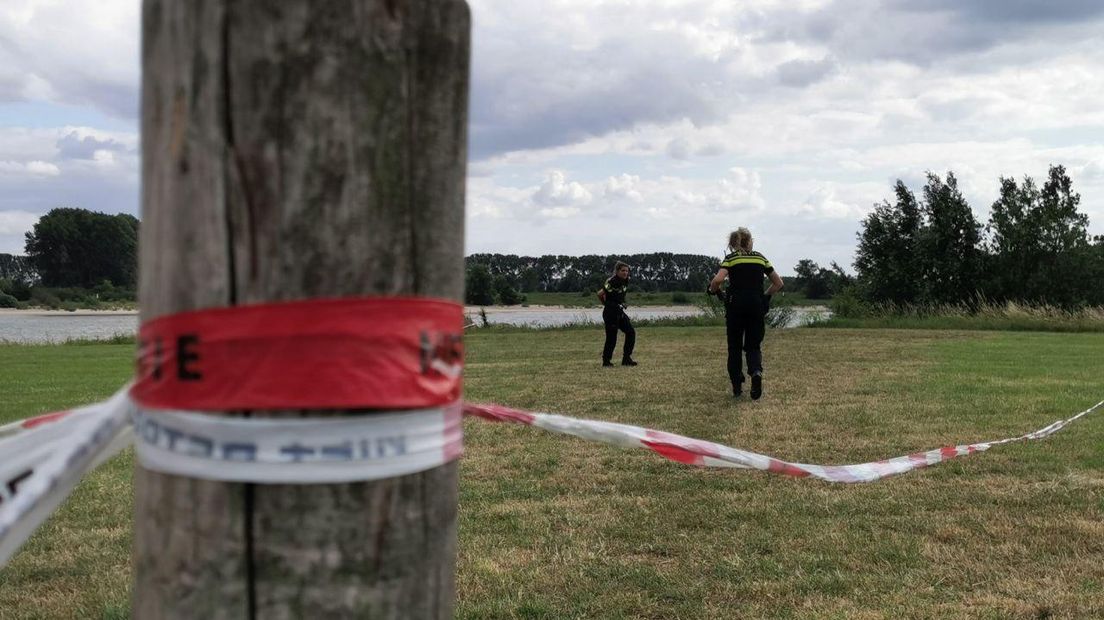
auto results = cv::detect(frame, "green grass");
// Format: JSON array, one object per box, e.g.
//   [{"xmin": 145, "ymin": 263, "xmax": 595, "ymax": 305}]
[{"xmin": 1, "ymin": 329, "xmax": 1102, "ymax": 618}]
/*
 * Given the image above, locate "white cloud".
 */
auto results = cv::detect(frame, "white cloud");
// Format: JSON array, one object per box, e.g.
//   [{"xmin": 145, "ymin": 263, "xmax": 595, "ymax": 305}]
[
  {"xmin": 0, "ymin": 210, "xmax": 38, "ymax": 254},
  {"xmin": 798, "ymin": 184, "xmax": 868, "ymax": 219},
  {"xmin": 604, "ymin": 174, "xmax": 644, "ymax": 203},
  {"xmin": 25, "ymin": 160, "xmax": 60, "ymax": 176},
  {"xmin": 0, "ymin": 210, "xmax": 38, "ymax": 235},
  {"xmin": 532, "ymin": 170, "xmax": 593, "ymax": 208}
]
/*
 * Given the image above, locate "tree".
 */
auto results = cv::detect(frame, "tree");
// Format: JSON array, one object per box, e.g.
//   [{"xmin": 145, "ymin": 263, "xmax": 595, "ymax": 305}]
[
  {"xmin": 466, "ymin": 264, "xmax": 495, "ymax": 305},
  {"xmin": 0, "ymin": 254, "xmax": 37, "ymax": 300},
  {"xmin": 518, "ymin": 267, "xmax": 540, "ymax": 292},
  {"xmin": 854, "ymin": 180, "xmax": 922, "ymax": 304},
  {"xmin": 23, "ymin": 208, "xmax": 139, "ymax": 288},
  {"xmin": 916, "ymin": 172, "xmax": 982, "ymax": 304},
  {"xmin": 987, "ymin": 165, "xmax": 1089, "ymax": 305},
  {"xmin": 493, "ymin": 274, "xmax": 524, "ymax": 305},
  {"xmin": 793, "ymin": 259, "xmax": 852, "ymax": 299},
  {"xmin": 793, "ymin": 259, "xmax": 828, "ymax": 298}
]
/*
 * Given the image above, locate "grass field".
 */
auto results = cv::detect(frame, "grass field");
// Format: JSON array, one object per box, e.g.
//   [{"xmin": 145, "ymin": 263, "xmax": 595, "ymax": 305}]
[{"xmin": 1, "ymin": 327, "xmax": 1102, "ymax": 618}]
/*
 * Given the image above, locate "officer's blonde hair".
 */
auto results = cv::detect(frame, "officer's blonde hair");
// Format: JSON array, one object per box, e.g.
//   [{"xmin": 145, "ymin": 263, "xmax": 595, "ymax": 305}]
[{"xmin": 728, "ymin": 228, "xmax": 753, "ymax": 253}]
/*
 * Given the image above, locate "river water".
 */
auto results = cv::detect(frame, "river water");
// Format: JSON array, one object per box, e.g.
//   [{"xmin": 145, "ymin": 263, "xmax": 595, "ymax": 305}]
[{"xmin": 0, "ymin": 306, "xmax": 830, "ymax": 344}]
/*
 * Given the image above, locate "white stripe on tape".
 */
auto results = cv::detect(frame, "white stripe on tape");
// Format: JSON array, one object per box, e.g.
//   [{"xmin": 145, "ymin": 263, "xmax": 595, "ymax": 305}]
[
  {"xmin": 0, "ymin": 386, "xmax": 133, "ymax": 566},
  {"xmin": 132, "ymin": 402, "xmax": 464, "ymax": 484}
]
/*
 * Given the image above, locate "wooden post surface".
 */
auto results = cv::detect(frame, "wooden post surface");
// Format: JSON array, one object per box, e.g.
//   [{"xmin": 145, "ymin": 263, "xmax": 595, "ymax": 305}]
[{"xmin": 135, "ymin": 1, "xmax": 470, "ymax": 617}]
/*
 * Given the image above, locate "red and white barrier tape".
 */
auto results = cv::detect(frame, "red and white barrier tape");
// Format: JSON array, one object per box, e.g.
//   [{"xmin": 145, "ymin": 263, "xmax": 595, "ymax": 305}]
[
  {"xmin": 3, "ymin": 390, "xmax": 1101, "ymax": 565},
  {"xmin": 0, "ymin": 387, "xmax": 133, "ymax": 565},
  {"xmin": 462, "ymin": 399, "xmax": 1104, "ymax": 483}
]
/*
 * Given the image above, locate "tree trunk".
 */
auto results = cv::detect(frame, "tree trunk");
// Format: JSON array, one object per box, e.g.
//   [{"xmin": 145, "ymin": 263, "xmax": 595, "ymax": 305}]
[{"xmin": 135, "ymin": 1, "xmax": 469, "ymax": 617}]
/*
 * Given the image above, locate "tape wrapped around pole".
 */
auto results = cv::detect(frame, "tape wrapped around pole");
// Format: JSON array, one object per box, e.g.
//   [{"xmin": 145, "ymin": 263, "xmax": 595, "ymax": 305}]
[
  {"xmin": 132, "ymin": 296, "xmax": 464, "ymax": 411},
  {"xmin": 132, "ymin": 403, "xmax": 463, "ymax": 484}
]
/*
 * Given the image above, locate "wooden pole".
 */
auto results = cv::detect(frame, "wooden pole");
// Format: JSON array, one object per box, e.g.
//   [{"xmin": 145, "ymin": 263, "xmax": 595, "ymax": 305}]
[{"xmin": 135, "ymin": 1, "xmax": 469, "ymax": 617}]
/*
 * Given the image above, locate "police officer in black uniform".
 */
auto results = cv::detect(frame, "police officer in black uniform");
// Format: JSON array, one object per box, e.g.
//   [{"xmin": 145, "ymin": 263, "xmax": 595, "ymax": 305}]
[
  {"xmin": 597, "ymin": 261, "xmax": 637, "ymax": 367},
  {"xmin": 708, "ymin": 228, "xmax": 783, "ymax": 398}
]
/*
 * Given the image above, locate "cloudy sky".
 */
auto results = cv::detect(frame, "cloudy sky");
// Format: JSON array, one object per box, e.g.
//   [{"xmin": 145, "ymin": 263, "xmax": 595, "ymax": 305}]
[{"xmin": 3, "ymin": 0, "xmax": 1104, "ymax": 274}]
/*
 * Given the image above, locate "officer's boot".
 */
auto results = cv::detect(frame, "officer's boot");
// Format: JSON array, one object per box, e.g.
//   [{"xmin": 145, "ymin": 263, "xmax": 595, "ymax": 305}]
[{"xmin": 732, "ymin": 375, "xmax": 745, "ymax": 397}]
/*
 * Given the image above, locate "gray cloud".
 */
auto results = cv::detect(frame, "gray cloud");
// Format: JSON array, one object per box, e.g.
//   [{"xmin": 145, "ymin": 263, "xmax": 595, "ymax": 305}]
[
  {"xmin": 886, "ymin": 0, "xmax": 1104, "ymax": 25},
  {"xmin": 0, "ymin": 3, "xmax": 139, "ymax": 119},
  {"xmin": 771, "ymin": 0, "xmax": 1104, "ymax": 67},
  {"xmin": 666, "ymin": 138, "xmax": 693, "ymax": 160},
  {"xmin": 56, "ymin": 132, "xmax": 129, "ymax": 160},
  {"xmin": 468, "ymin": 3, "xmax": 742, "ymax": 159},
  {"xmin": 776, "ymin": 57, "xmax": 837, "ymax": 88}
]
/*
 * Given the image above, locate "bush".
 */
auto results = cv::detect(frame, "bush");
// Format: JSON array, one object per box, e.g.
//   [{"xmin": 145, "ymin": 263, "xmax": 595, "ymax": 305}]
[
  {"xmin": 493, "ymin": 275, "xmax": 525, "ymax": 305},
  {"xmin": 695, "ymin": 291, "xmax": 726, "ymax": 319},
  {"xmin": 830, "ymin": 286, "xmax": 871, "ymax": 318},
  {"xmin": 30, "ymin": 287, "xmax": 62, "ymax": 309},
  {"xmin": 0, "ymin": 277, "xmax": 32, "ymax": 301},
  {"xmin": 765, "ymin": 306, "xmax": 796, "ymax": 329},
  {"xmin": 671, "ymin": 292, "xmax": 690, "ymax": 304},
  {"xmin": 0, "ymin": 291, "xmax": 18, "ymax": 308}
]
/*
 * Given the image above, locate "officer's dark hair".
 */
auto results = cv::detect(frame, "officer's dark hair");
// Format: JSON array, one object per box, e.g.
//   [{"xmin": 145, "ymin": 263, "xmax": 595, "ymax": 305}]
[{"xmin": 613, "ymin": 261, "xmax": 630, "ymax": 273}]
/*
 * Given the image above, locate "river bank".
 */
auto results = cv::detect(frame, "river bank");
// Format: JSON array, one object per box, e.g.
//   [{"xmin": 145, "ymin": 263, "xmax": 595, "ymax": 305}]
[{"xmin": 0, "ymin": 304, "xmax": 832, "ymax": 343}]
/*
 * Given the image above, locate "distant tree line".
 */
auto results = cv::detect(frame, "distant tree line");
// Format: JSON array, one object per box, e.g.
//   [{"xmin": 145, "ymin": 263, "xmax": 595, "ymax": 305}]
[
  {"xmin": 0, "ymin": 207, "xmax": 138, "ymax": 308},
  {"xmin": 464, "ymin": 252, "xmax": 720, "ymax": 305},
  {"xmin": 851, "ymin": 165, "xmax": 1104, "ymax": 308}
]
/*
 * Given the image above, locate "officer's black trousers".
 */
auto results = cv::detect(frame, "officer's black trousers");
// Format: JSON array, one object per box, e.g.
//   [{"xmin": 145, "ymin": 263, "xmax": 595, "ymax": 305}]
[
  {"xmin": 725, "ymin": 291, "xmax": 766, "ymax": 386},
  {"xmin": 602, "ymin": 307, "xmax": 635, "ymax": 363}
]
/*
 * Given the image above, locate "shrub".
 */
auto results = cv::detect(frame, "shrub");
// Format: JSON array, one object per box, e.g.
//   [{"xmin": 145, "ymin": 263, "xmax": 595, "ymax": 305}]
[
  {"xmin": 671, "ymin": 292, "xmax": 690, "ymax": 304},
  {"xmin": 830, "ymin": 286, "xmax": 871, "ymax": 318},
  {"xmin": 30, "ymin": 287, "xmax": 62, "ymax": 309},
  {"xmin": 695, "ymin": 292, "xmax": 726, "ymax": 319},
  {"xmin": 0, "ymin": 291, "xmax": 18, "ymax": 308}
]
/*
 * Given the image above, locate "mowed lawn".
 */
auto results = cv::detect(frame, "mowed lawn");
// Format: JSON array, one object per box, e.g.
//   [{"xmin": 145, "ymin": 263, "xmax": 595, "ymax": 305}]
[{"xmin": 1, "ymin": 328, "xmax": 1102, "ymax": 618}]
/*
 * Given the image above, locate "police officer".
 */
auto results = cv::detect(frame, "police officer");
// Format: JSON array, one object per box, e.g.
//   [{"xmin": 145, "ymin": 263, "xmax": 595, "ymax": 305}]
[
  {"xmin": 708, "ymin": 228, "xmax": 783, "ymax": 399},
  {"xmin": 597, "ymin": 261, "xmax": 637, "ymax": 367}
]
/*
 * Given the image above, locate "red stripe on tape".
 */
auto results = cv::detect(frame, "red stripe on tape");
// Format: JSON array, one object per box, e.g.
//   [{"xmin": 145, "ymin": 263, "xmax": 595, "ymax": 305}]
[
  {"xmin": 461, "ymin": 403, "xmax": 537, "ymax": 425},
  {"xmin": 767, "ymin": 458, "xmax": 812, "ymax": 478},
  {"xmin": 21, "ymin": 411, "xmax": 71, "ymax": 429},
  {"xmin": 641, "ymin": 441, "xmax": 705, "ymax": 465},
  {"xmin": 132, "ymin": 297, "xmax": 463, "ymax": 411}
]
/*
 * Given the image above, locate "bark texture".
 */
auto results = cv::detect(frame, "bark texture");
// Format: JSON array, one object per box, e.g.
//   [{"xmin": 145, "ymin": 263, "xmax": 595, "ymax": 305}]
[{"xmin": 136, "ymin": 1, "xmax": 469, "ymax": 617}]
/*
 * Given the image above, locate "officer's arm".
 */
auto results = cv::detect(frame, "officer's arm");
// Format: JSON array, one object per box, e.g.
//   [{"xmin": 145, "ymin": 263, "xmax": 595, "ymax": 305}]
[
  {"xmin": 708, "ymin": 268, "xmax": 727, "ymax": 294},
  {"xmin": 765, "ymin": 270, "xmax": 784, "ymax": 295},
  {"xmin": 597, "ymin": 288, "xmax": 606, "ymax": 303}
]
